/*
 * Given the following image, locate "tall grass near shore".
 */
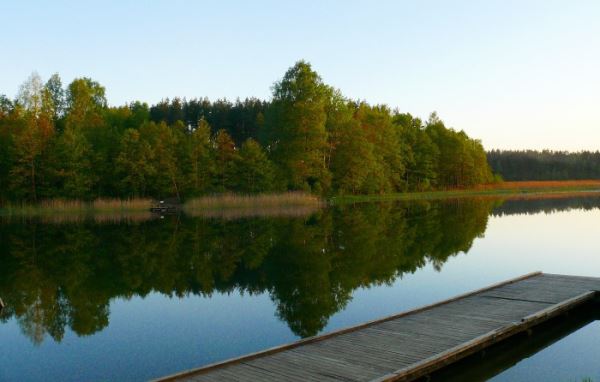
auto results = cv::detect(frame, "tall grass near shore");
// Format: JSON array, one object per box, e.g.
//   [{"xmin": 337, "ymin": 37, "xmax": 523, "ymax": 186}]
[
  {"xmin": 184, "ymin": 192, "xmax": 322, "ymax": 210},
  {"xmin": 1, "ymin": 198, "xmax": 153, "ymax": 220},
  {"xmin": 0, "ymin": 193, "xmax": 324, "ymax": 221},
  {"xmin": 184, "ymin": 192, "xmax": 323, "ymax": 219}
]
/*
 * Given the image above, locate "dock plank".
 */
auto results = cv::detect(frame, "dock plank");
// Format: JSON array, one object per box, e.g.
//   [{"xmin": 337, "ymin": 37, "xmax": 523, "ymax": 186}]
[{"xmin": 154, "ymin": 273, "xmax": 600, "ymax": 382}]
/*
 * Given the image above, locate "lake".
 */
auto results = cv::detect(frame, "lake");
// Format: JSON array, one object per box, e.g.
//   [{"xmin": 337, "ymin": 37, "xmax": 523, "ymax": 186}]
[{"xmin": 1, "ymin": 195, "xmax": 600, "ymax": 381}]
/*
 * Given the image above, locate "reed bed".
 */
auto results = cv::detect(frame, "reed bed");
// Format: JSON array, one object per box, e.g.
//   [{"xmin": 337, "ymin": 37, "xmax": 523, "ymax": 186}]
[
  {"xmin": 183, "ymin": 192, "xmax": 322, "ymax": 211},
  {"xmin": 0, "ymin": 194, "xmax": 323, "ymax": 222},
  {"xmin": 186, "ymin": 205, "xmax": 321, "ymax": 220},
  {"xmin": 1, "ymin": 198, "xmax": 153, "ymax": 218},
  {"xmin": 91, "ymin": 198, "xmax": 153, "ymax": 211}
]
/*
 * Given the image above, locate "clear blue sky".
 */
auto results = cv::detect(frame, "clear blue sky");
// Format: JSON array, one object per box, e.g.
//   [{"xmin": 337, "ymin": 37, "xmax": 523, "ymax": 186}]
[{"xmin": 1, "ymin": 0, "xmax": 599, "ymax": 150}]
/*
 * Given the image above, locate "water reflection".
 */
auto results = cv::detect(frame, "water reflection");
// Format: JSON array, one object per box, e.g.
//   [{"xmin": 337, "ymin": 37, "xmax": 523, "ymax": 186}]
[{"xmin": 1, "ymin": 196, "xmax": 600, "ymax": 346}]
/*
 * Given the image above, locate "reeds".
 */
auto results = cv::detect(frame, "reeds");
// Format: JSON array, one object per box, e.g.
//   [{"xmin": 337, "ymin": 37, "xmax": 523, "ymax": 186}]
[
  {"xmin": 183, "ymin": 192, "xmax": 323, "ymax": 219},
  {"xmin": 184, "ymin": 192, "xmax": 322, "ymax": 211},
  {"xmin": 0, "ymin": 198, "xmax": 153, "ymax": 221},
  {"xmin": 91, "ymin": 198, "xmax": 153, "ymax": 211},
  {"xmin": 0, "ymin": 194, "xmax": 324, "ymax": 222}
]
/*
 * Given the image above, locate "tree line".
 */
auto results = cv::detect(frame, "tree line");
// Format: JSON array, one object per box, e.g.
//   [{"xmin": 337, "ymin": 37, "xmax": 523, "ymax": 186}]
[
  {"xmin": 0, "ymin": 61, "xmax": 494, "ymax": 202},
  {"xmin": 487, "ymin": 150, "xmax": 600, "ymax": 181}
]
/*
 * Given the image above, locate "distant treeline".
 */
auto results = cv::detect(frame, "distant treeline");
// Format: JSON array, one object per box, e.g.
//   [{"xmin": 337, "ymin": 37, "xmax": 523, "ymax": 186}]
[
  {"xmin": 487, "ymin": 150, "xmax": 600, "ymax": 181},
  {"xmin": 0, "ymin": 61, "xmax": 493, "ymax": 202}
]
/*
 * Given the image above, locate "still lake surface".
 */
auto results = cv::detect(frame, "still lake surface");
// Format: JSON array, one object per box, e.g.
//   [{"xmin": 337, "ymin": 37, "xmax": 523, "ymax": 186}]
[{"xmin": 1, "ymin": 195, "xmax": 600, "ymax": 381}]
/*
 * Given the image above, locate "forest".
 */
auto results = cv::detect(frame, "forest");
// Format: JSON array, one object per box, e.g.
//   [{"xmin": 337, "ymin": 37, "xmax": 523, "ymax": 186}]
[
  {"xmin": 0, "ymin": 61, "xmax": 494, "ymax": 203},
  {"xmin": 487, "ymin": 150, "xmax": 600, "ymax": 181}
]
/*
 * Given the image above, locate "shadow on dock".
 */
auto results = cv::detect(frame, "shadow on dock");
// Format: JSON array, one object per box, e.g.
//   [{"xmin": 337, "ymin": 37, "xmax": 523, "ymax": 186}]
[{"xmin": 425, "ymin": 300, "xmax": 600, "ymax": 381}]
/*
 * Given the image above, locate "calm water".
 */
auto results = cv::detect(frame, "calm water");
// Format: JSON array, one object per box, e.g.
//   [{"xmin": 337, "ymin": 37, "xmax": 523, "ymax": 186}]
[
  {"xmin": 1, "ymin": 196, "xmax": 600, "ymax": 381},
  {"xmin": 492, "ymin": 320, "xmax": 600, "ymax": 381}
]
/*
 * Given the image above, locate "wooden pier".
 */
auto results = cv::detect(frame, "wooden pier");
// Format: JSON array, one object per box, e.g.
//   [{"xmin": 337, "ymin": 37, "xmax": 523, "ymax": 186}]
[{"xmin": 154, "ymin": 272, "xmax": 600, "ymax": 382}]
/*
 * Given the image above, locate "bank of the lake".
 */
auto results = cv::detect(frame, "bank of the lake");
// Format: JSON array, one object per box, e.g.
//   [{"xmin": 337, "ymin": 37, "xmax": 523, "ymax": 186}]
[
  {"xmin": 0, "ymin": 192, "xmax": 322, "ymax": 220},
  {"xmin": 2, "ymin": 180, "xmax": 600, "ymax": 218},
  {"xmin": 331, "ymin": 180, "xmax": 600, "ymax": 204}
]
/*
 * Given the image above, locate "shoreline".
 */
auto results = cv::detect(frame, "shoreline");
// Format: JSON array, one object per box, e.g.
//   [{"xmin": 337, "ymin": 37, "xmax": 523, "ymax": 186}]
[
  {"xmin": 1, "ymin": 181, "xmax": 600, "ymax": 217},
  {"xmin": 331, "ymin": 181, "xmax": 600, "ymax": 204}
]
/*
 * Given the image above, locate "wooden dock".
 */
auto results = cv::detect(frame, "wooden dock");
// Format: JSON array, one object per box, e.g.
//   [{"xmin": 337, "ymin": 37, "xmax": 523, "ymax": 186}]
[{"xmin": 154, "ymin": 272, "xmax": 600, "ymax": 382}]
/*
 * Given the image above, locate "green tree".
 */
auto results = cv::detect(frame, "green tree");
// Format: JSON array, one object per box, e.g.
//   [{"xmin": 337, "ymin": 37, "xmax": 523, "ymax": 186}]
[
  {"xmin": 187, "ymin": 119, "xmax": 214, "ymax": 195},
  {"xmin": 355, "ymin": 103, "xmax": 406, "ymax": 193},
  {"xmin": 10, "ymin": 74, "xmax": 55, "ymax": 201},
  {"xmin": 426, "ymin": 112, "xmax": 492, "ymax": 188},
  {"xmin": 330, "ymin": 117, "xmax": 378, "ymax": 194},
  {"xmin": 63, "ymin": 78, "xmax": 110, "ymax": 197},
  {"xmin": 233, "ymin": 138, "xmax": 274, "ymax": 193},
  {"xmin": 213, "ymin": 129, "xmax": 238, "ymax": 192},
  {"xmin": 263, "ymin": 61, "xmax": 331, "ymax": 194},
  {"xmin": 115, "ymin": 129, "xmax": 156, "ymax": 197},
  {"xmin": 44, "ymin": 73, "xmax": 65, "ymax": 123},
  {"xmin": 52, "ymin": 126, "xmax": 97, "ymax": 198},
  {"xmin": 65, "ymin": 78, "xmax": 107, "ymax": 129},
  {"xmin": 0, "ymin": 96, "xmax": 15, "ymax": 202},
  {"xmin": 393, "ymin": 113, "xmax": 438, "ymax": 190},
  {"xmin": 140, "ymin": 121, "xmax": 182, "ymax": 199}
]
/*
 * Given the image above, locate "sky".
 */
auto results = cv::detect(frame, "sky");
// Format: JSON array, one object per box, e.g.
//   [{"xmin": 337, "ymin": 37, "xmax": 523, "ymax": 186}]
[{"xmin": 1, "ymin": 0, "xmax": 599, "ymax": 151}]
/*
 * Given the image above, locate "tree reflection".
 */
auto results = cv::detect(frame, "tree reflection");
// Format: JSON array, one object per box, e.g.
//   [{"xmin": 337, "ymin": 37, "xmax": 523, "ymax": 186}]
[{"xmin": 2, "ymin": 196, "xmax": 598, "ymax": 344}]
